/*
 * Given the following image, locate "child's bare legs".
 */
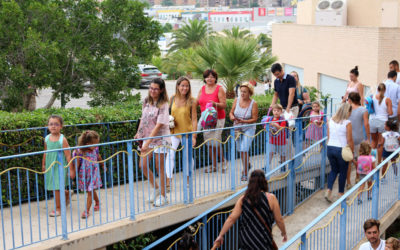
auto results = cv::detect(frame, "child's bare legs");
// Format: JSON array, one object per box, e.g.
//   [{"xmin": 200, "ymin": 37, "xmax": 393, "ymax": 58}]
[
  {"xmin": 357, "ymin": 182, "xmax": 365, "ymax": 200},
  {"xmin": 382, "ymin": 158, "xmax": 389, "ymax": 178},
  {"xmin": 139, "ymin": 151, "xmax": 159, "ymax": 190},
  {"xmin": 86, "ymin": 191, "xmax": 94, "ymax": 212},
  {"xmin": 54, "ymin": 190, "xmax": 70, "ymax": 213}
]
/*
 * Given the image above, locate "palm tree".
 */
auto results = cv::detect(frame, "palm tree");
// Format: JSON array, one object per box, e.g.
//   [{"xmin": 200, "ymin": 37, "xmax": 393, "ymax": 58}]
[
  {"xmin": 221, "ymin": 26, "xmax": 253, "ymax": 39},
  {"xmin": 168, "ymin": 20, "xmax": 212, "ymax": 53},
  {"xmin": 187, "ymin": 36, "xmax": 277, "ymax": 98},
  {"xmin": 257, "ymin": 33, "xmax": 272, "ymax": 49}
]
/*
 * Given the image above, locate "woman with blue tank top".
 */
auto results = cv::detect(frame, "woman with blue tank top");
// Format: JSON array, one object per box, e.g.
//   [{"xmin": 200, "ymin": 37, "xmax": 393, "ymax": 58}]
[
  {"xmin": 369, "ymin": 83, "xmax": 393, "ymax": 164},
  {"xmin": 229, "ymin": 83, "xmax": 258, "ymax": 181}
]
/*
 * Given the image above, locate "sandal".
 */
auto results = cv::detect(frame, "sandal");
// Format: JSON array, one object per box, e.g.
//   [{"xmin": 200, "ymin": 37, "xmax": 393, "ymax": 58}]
[
  {"xmin": 81, "ymin": 210, "xmax": 90, "ymax": 219},
  {"xmin": 94, "ymin": 204, "xmax": 100, "ymax": 212},
  {"xmin": 205, "ymin": 167, "xmax": 217, "ymax": 173},
  {"xmin": 241, "ymin": 175, "xmax": 248, "ymax": 182},
  {"xmin": 49, "ymin": 210, "xmax": 60, "ymax": 217}
]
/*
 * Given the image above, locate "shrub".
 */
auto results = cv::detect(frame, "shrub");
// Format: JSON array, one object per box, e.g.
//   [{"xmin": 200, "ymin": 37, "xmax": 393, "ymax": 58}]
[{"xmin": 0, "ymin": 93, "xmax": 271, "ymax": 206}]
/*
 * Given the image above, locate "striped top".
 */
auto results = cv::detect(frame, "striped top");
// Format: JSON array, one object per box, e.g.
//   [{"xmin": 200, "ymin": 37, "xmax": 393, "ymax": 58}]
[
  {"xmin": 239, "ymin": 193, "xmax": 275, "ymax": 250},
  {"xmin": 234, "ymin": 97, "xmax": 255, "ymax": 131}
]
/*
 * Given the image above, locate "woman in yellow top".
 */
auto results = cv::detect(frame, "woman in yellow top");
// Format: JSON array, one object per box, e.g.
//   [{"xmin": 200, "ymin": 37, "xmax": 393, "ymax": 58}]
[{"xmin": 166, "ymin": 77, "xmax": 198, "ymax": 190}]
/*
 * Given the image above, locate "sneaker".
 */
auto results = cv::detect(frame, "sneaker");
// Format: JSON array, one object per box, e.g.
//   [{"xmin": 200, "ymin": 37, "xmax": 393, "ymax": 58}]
[
  {"xmin": 94, "ymin": 204, "xmax": 100, "ymax": 212},
  {"xmin": 153, "ymin": 195, "xmax": 168, "ymax": 207},
  {"xmin": 324, "ymin": 190, "xmax": 332, "ymax": 203},
  {"xmin": 368, "ymin": 196, "xmax": 372, "ymax": 201},
  {"xmin": 241, "ymin": 175, "xmax": 248, "ymax": 182},
  {"xmin": 346, "ymin": 183, "xmax": 353, "ymax": 190},
  {"xmin": 148, "ymin": 188, "xmax": 160, "ymax": 203},
  {"xmin": 357, "ymin": 199, "xmax": 363, "ymax": 205}
]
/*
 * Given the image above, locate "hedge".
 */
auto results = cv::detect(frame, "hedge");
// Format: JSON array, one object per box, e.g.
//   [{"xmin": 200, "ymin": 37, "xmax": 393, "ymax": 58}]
[{"xmin": 0, "ymin": 93, "xmax": 272, "ymax": 205}]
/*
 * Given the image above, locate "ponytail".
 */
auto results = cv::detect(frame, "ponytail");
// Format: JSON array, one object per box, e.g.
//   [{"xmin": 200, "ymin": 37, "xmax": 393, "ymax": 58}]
[{"xmin": 377, "ymin": 83, "xmax": 386, "ymax": 105}]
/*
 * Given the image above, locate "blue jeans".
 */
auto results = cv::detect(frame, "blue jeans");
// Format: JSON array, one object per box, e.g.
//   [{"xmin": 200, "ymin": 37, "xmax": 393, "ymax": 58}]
[{"xmin": 327, "ymin": 146, "xmax": 348, "ymax": 193}]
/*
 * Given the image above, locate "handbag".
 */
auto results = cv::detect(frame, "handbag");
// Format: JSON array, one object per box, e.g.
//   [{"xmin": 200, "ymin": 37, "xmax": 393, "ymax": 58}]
[
  {"xmin": 248, "ymin": 198, "xmax": 278, "ymax": 250},
  {"xmin": 341, "ymin": 145, "xmax": 353, "ymax": 162}
]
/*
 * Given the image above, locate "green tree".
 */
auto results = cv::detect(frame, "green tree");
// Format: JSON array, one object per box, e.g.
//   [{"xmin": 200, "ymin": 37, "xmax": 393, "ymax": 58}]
[
  {"xmin": 162, "ymin": 23, "xmax": 173, "ymax": 33},
  {"xmin": 0, "ymin": 0, "xmax": 162, "ymax": 111},
  {"xmin": 168, "ymin": 19, "xmax": 212, "ymax": 53}
]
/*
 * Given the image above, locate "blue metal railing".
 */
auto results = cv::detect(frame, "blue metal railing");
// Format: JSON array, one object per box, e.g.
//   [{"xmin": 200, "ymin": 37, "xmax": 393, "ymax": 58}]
[
  {"xmin": 144, "ymin": 136, "xmax": 328, "ymax": 250},
  {"xmin": 0, "ymin": 114, "xmax": 327, "ymax": 250},
  {"xmin": 282, "ymin": 147, "xmax": 400, "ymax": 249}
]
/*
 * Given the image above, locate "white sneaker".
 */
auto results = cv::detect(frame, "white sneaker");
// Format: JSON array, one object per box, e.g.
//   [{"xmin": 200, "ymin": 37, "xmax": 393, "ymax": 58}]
[
  {"xmin": 153, "ymin": 195, "xmax": 168, "ymax": 207},
  {"xmin": 148, "ymin": 188, "xmax": 160, "ymax": 203},
  {"xmin": 324, "ymin": 190, "xmax": 333, "ymax": 203}
]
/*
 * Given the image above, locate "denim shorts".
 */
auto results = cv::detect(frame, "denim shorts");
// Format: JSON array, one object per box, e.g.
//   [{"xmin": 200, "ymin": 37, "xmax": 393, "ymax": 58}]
[
  {"xmin": 383, "ymin": 148, "xmax": 399, "ymax": 159},
  {"xmin": 369, "ymin": 119, "xmax": 385, "ymax": 133},
  {"xmin": 236, "ymin": 128, "xmax": 255, "ymax": 152}
]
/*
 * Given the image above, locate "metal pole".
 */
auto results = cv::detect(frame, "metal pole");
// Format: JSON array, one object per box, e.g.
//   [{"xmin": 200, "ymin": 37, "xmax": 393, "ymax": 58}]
[
  {"xmin": 127, "ymin": 142, "xmax": 136, "ymax": 220},
  {"xmin": 57, "ymin": 151, "xmax": 68, "ymax": 240}
]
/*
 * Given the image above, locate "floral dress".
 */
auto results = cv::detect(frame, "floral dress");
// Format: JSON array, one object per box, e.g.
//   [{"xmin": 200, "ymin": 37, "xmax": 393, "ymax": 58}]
[
  {"xmin": 305, "ymin": 112, "xmax": 324, "ymax": 141},
  {"xmin": 136, "ymin": 98, "xmax": 171, "ymax": 148},
  {"xmin": 73, "ymin": 148, "xmax": 102, "ymax": 192}
]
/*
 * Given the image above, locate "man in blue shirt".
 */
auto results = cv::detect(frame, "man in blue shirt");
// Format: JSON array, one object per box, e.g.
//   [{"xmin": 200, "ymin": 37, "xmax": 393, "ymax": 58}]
[{"xmin": 270, "ymin": 63, "xmax": 299, "ymax": 117}]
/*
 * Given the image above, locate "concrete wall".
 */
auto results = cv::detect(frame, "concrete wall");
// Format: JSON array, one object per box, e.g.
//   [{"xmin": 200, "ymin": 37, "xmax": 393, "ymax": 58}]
[
  {"xmin": 298, "ymin": 0, "xmax": 400, "ymax": 27},
  {"xmin": 272, "ymin": 24, "xmax": 400, "ymax": 92}
]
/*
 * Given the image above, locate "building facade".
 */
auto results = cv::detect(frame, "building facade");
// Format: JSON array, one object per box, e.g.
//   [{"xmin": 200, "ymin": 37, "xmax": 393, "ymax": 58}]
[{"xmin": 272, "ymin": 0, "xmax": 400, "ymax": 100}]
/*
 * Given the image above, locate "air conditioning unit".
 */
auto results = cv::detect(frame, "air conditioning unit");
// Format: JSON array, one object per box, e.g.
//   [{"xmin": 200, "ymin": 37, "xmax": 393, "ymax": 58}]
[{"xmin": 315, "ymin": 0, "xmax": 347, "ymax": 26}]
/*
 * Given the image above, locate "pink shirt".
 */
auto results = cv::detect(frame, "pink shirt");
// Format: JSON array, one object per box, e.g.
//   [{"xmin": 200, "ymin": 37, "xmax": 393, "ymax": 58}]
[
  {"xmin": 198, "ymin": 85, "xmax": 226, "ymax": 119},
  {"xmin": 137, "ymin": 98, "xmax": 171, "ymax": 147}
]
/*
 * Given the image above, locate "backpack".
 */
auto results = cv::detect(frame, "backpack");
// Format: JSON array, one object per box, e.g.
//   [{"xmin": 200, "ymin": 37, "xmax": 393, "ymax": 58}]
[
  {"xmin": 365, "ymin": 95, "xmax": 374, "ymax": 114},
  {"xmin": 200, "ymin": 102, "xmax": 218, "ymax": 129},
  {"xmin": 384, "ymin": 132, "xmax": 400, "ymax": 152},
  {"xmin": 357, "ymin": 155, "xmax": 373, "ymax": 175}
]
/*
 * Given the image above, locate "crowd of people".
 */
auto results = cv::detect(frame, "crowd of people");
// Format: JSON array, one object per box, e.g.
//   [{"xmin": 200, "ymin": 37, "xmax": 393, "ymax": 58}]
[{"xmin": 41, "ymin": 60, "xmax": 400, "ymax": 248}]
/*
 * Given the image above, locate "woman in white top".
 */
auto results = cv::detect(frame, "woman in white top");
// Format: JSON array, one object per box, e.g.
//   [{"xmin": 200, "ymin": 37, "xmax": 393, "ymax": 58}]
[
  {"xmin": 325, "ymin": 103, "xmax": 354, "ymax": 202},
  {"xmin": 370, "ymin": 83, "xmax": 393, "ymax": 164}
]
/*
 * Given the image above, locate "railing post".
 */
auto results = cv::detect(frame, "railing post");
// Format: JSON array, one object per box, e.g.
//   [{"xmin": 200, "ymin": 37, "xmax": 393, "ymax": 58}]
[
  {"xmin": 287, "ymin": 160, "xmax": 295, "ymax": 215},
  {"xmin": 339, "ymin": 200, "xmax": 347, "ymax": 250},
  {"xmin": 300, "ymin": 233, "xmax": 307, "ymax": 250},
  {"xmin": 323, "ymin": 98, "xmax": 328, "ymax": 115},
  {"xmin": 330, "ymin": 98, "xmax": 333, "ymax": 115},
  {"xmin": 182, "ymin": 136, "xmax": 189, "ymax": 204},
  {"xmin": 230, "ymin": 128, "xmax": 236, "ymax": 190},
  {"xmin": 127, "ymin": 142, "xmax": 136, "ymax": 220},
  {"xmin": 372, "ymin": 171, "xmax": 380, "ymax": 219},
  {"xmin": 264, "ymin": 124, "xmax": 271, "ymax": 177},
  {"xmin": 57, "ymin": 151, "xmax": 68, "ymax": 240},
  {"xmin": 202, "ymin": 216, "xmax": 207, "ymax": 250},
  {"xmin": 320, "ymin": 117, "xmax": 327, "ymax": 189},
  {"xmin": 294, "ymin": 119, "xmax": 302, "ymax": 168},
  {"xmin": 187, "ymin": 134, "xmax": 194, "ymax": 203}
]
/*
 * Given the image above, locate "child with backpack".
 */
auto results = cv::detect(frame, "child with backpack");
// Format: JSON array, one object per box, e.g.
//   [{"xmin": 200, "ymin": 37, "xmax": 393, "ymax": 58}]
[
  {"xmin": 267, "ymin": 104, "xmax": 289, "ymax": 170},
  {"xmin": 381, "ymin": 120, "xmax": 400, "ymax": 178},
  {"xmin": 356, "ymin": 141, "xmax": 375, "ymax": 204}
]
